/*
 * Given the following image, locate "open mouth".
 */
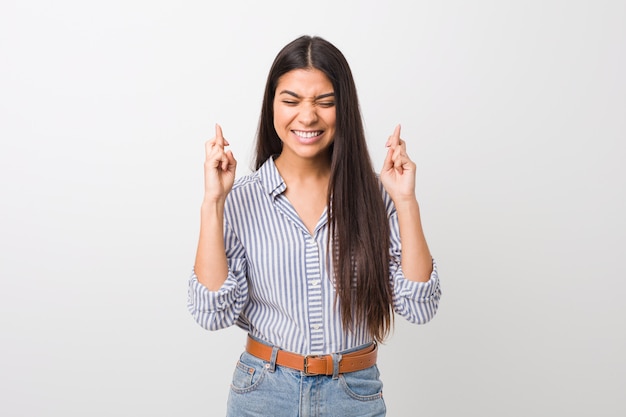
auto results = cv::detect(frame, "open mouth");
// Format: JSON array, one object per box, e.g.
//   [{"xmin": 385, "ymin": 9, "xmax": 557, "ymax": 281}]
[{"xmin": 293, "ymin": 130, "xmax": 323, "ymax": 139}]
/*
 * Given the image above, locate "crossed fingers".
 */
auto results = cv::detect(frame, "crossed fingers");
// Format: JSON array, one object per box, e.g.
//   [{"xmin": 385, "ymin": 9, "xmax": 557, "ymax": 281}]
[
  {"xmin": 384, "ymin": 124, "xmax": 411, "ymax": 174},
  {"xmin": 206, "ymin": 124, "xmax": 233, "ymax": 171}
]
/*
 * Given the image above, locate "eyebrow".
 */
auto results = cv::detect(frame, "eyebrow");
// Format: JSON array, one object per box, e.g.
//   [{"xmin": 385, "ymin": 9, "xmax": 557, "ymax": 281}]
[{"xmin": 278, "ymin": 90, "xmax": 335, "ymax": 100}]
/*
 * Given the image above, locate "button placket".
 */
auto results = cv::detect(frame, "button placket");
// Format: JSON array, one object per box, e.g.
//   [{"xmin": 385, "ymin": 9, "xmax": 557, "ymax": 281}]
[{"xmin": 305, "ymin": 234, "xmax": 324, "ymax": 354}]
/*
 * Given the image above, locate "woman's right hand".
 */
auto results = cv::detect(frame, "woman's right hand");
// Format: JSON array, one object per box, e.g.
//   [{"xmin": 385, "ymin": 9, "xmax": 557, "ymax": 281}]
[{"xmin": 203, "ymin": 123, "xmax": 237, "ymax": 204}]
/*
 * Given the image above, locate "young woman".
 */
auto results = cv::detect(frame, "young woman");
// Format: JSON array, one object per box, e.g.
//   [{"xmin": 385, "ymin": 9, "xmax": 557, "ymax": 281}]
[{"xmin": 188, "ymin": 35, "xmax": 441, "ymax": 416}]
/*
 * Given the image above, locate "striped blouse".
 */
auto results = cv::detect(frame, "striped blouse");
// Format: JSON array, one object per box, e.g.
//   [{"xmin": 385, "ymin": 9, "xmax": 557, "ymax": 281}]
[{"xmin": 187, "ymin": 156, "xmax": 441, "ymax": 355}]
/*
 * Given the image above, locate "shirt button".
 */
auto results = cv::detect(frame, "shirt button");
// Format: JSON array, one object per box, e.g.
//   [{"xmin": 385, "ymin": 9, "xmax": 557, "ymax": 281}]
[
  {"xmin": 311, "ymin": 280, "xmax": 320, "ymax": 286},
  {"xmin": 312, "ymin": 324, "xmax": 321, "ymax": 330}
]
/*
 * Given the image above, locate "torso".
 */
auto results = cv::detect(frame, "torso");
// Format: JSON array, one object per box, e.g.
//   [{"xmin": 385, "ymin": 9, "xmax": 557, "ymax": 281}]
[
  {"xmin": 283, "ymin": 181, "xmax": 327, "ymax": 234},
  {"xmin": 275, "ymin": 155, "xmax": 330, "ymax": 235}
]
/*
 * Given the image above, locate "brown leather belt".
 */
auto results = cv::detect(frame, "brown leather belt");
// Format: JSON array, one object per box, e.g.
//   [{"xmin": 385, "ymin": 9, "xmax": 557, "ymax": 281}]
[{"xmin": 245, "ymin": 335, "xmax": 377, "ymax": 376}]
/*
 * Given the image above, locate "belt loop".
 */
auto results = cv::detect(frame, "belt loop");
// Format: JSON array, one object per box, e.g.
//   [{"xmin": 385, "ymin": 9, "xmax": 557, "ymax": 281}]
[
  {"xmin": 331, "ymin": 353, "xmax": 342, "ymax": 379},
  {"xmin": 268, "ymin": 345, "xmax": 280, "ymax": 373}
]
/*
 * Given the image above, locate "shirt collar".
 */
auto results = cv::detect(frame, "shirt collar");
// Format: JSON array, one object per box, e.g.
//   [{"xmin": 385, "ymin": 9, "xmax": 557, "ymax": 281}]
[{"xmin": 258, "ymin": 156, "xmax": 286, "ymax": 198}]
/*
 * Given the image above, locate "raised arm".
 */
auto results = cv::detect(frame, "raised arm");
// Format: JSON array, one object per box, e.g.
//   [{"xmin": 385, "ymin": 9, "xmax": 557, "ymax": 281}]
[
  {"xmin": 379, "ymin": 125, "xmax": 433, "ymax": 282},
  {"xmin": 194, "ymin": 124, "xmax": 237, "ymax": 290}
]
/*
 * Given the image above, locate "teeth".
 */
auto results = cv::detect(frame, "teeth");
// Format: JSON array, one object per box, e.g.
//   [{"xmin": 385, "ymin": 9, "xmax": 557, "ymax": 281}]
[{"xmin": 294, "ymin": 130, "xmax": 321, "ymax": 138}]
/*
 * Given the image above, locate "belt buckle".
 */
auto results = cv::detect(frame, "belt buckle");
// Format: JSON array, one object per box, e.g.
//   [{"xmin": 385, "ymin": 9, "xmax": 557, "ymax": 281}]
[{"xmin": 303, "ymin": 355, "xmax": 319, "ymax": 376}]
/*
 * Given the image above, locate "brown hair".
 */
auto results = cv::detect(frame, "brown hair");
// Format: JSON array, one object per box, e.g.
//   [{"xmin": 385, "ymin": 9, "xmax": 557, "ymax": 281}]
[{"xmin": 254, "ymin": 36, "xmax": 393, "ymax": 342}]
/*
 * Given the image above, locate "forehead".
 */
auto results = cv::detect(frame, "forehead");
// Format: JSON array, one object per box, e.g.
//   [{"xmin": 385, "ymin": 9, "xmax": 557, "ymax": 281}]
[{"xmin": 275, "ymin": 68, "xmax": 333, "ymax": 95}]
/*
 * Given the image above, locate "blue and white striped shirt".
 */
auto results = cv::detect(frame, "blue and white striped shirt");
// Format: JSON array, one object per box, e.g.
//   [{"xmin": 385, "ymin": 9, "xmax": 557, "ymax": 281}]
[{"xmin": 188, "ymin": 157, "xmax": 441, "ymax": 355}]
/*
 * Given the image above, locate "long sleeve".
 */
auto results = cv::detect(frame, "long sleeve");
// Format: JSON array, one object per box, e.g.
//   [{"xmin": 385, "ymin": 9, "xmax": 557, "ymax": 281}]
[
  {"xmin": 187, "ymin": 159, "xmax": 438, "ymax": 354},
  {"xmin": 388, "ymin": 211, "xmax": 442, "ymax": 324},
  {"xmin": 187, "ymin": 219, "xmax": 249, "ymax": 330}
]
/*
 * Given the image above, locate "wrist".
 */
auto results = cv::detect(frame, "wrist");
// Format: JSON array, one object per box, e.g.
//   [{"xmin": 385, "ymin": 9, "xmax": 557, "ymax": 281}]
[
  {"xmin": 201, "ymin": 198, "xmax": 225, "ymax": 215},
  {"xmin": 392, "ymin": 196, "xmax": 419, "ymax": 211}
]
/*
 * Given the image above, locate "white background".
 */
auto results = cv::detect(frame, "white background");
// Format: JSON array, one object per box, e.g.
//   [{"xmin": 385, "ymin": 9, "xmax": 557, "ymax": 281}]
[{"xmin": 1, "ymin": 1, "xmax": 624, "ymax": 416}]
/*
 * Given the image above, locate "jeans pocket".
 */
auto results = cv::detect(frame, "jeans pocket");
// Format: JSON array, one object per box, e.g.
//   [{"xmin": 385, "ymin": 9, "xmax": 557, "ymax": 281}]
[
  {"xmin": 230, "ymin": 353, "xmax": 267, "ymax": 394},
  {"xmin": 339, "ymin": 365, "xmax": 384, "ymax": 401}
]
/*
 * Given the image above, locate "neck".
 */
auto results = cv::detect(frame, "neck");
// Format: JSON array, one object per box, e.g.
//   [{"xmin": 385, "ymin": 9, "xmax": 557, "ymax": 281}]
[{"xmin": 274, "ymin": 153, "xmax": 332, "ymax": 182}]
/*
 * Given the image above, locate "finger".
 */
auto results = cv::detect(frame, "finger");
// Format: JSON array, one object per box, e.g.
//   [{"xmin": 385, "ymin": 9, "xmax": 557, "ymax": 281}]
[
  {"xmin": 392, "ymin": 143, "xmax": 408, "ymax": 162},
  {"xmin": 215, "ymin": 146, "xmax": 236, "ymax": 171},
  {"xmin": 223, "ymin": 150, "xmax": 237, "ymax": 171},
  {"xmin": 205, "ymin": 127, "xmax": 229, "ymax": 158},
  {"xmin": 394, "ymin": 124, "xmax": 401, "ymax": 141},
  {"xmin": 395, "ymin": 158, "xmax": 405, "ymax": 173},
  {"xmin": 215, "ymin": 123, "xmax": 230, "ymax": 147},
  {"xmin": 385, "ymin": 124, "xmax": 402, "ymax": 147},
  {"xmin": 393, "ymin": 145, "xmax": 413, "ymax": 173},
  {"xmin": 206, "ymin": 137, "xmax": 230, "ymax": 151},
  {"xmin": 392, "ymin": 148, "xmax": 405, "ymax": 172},
  {"xmin": 220, "ymin": 154, "xmax": 229, "ymax": 171},
  {"xmin": 204, "ymin": 139, "xmax": 227, "ymax": 168},
  {"xmin": 225, "ymin": 150, "xmax": 237, "ymax": 166}
]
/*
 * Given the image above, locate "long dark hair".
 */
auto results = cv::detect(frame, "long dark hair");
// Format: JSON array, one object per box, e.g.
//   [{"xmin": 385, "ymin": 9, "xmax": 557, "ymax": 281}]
[{"xmin": 254, "ymin": 35, "xmax": 393, "ymax": 342}]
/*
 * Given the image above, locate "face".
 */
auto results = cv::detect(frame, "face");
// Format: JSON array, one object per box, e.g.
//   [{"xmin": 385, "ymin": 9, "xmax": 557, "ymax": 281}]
[{"xmin": 273, "ymin": 68, "xmax": 336, "ymax": 164}]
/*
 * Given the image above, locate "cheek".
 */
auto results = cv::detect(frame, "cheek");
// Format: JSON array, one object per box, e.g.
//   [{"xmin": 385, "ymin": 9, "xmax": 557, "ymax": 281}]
[
  {"xmin": 326, "ymin": 111, "xmax": 337, "ymax": 130},
  {"xmin": 272, "ymin": 109, "xmax": 283, "ymax": 131},
  {"xmin": 273, "ymin": 106, "xmax": 291, "ymax": 127}
]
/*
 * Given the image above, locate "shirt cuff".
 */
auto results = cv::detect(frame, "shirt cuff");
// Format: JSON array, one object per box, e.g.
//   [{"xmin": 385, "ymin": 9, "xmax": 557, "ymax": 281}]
[
  {"xmin": 393, "ymin": 258, "xmax": 440, "ymax": 301},
  {"xmin": 188, "ymin": 270, "xmax": 242, "ymax": 313}
]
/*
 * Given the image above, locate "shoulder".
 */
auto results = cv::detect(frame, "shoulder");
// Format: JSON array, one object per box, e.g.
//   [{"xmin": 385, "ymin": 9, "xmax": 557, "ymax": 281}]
[
  {"xmin": 223, "ymin": 171, "xmax": 264, "ymax": 225},
  {"xmin": 226, "ymin": 170, "xmax": 264, "ymax": 206},
  {"xmin": 230, "ymin": 157, "xmax": 279, "ymax": 196},
  {"xmin": 231, "ymin": 170, "xmax": 261, "ymax": 193}
]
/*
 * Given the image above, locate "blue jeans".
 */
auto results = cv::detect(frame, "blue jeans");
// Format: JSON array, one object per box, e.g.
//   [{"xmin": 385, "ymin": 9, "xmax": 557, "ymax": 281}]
[{"xmin": 226, "ymin": 347, "xmax": 386, "ymax": 416}]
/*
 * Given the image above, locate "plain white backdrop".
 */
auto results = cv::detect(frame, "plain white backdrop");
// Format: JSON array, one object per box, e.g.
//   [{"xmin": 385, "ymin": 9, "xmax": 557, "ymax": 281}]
[{"xmin": 1, "ymin": 1, "xmax": 624, "ymax": 416}]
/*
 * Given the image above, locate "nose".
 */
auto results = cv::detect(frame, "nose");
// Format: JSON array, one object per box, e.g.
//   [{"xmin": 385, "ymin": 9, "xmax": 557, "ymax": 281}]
[{"xmin": 298, "ymin": 102, "xmax": 318, "ymax": 125}]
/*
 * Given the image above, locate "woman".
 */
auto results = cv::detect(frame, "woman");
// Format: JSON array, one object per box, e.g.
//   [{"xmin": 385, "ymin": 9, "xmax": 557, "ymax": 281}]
[{"xmin": 188, "ymin": 35, "xmax": 441, "ymax": 416}]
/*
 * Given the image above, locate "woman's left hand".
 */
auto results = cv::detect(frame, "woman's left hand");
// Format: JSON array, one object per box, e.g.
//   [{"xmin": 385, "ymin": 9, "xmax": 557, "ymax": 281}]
[{"xmin": 379, "ymin": 124, "xmax": 417, "ymax": 204}]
